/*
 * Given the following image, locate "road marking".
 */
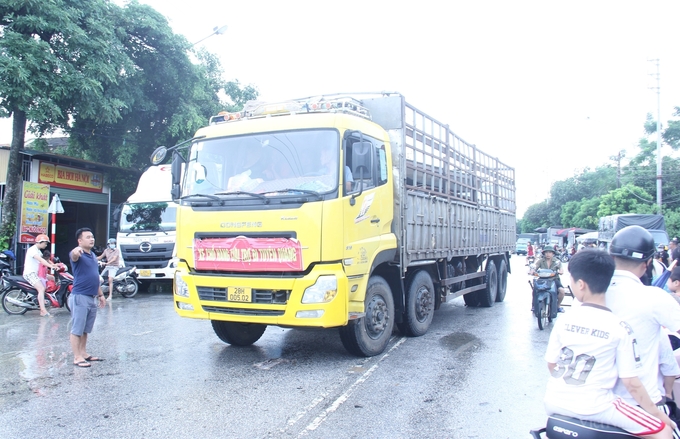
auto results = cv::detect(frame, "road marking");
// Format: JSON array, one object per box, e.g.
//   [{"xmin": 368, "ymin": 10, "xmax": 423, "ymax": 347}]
[{"xmin": 297, "ymin": 337, "xmax": 407, "ymax": 437}]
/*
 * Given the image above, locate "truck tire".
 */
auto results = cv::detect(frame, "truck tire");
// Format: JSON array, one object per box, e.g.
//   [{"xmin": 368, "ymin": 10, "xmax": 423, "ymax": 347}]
[
  {"xmin": 397, "ymin": 270, "xmax": 435, "ymax": 337},
  {"xmin": 495, "ymin": 259, "xmax": 508, "ymax": 302},
  {"xmin": 478, "ymin": 259, "xmax": 498, "ymax": 307},
  {"xmin": 339, "ymin": 275, "xmax": 394, "ymax": 357},
  {"xmin": 211, "ymin": 321, "xmax": 267, "ymax": 346}
]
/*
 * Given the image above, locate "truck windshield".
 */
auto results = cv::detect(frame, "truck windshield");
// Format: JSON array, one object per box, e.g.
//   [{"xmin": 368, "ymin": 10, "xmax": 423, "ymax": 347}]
[
  {"xmin": 182, "ymin": 129, "xmax": 340, "ymax": 197},
  {"xmin": 119, "ymin": 203, "xmax": 176, "ymax": 233}
]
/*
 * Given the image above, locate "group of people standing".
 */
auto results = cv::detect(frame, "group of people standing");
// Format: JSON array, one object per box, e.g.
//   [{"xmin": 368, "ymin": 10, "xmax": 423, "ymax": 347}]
[{"xmin": 22, "ymin": 229, "xmax": 122, "ymax": 368}]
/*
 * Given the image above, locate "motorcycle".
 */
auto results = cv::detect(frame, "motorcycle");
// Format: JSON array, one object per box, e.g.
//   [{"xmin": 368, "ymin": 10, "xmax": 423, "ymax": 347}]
[
  {"xmin": 1, "ymin": 262, "xmax": 73, "ymax": 315},
  {"xmin": 530, "ymin": 414, "xmax": 639, "ymax": 438},
  {"xmin": 529, "ymin": 268, "xmax": 559, "ymax": 330},
  {"xmin": 100, "ymin": 265, "xmax": 139, "ymax": 298},
  {"xmin": 0, "ymin": 250, "xmax": 15, "ymax": 279},
  {"xmin": 556, "ymin": 249, "xmax": 570, "ymax": 263}
]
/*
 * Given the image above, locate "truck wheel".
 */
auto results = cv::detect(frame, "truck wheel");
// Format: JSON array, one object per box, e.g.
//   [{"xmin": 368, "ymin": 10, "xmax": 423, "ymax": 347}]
[
  {"xmin": 478, "ymin": 260, "xmax": 498, "ymax": 307},
  {"xmin": 339, "ymin": 275, "xmax": 394, "ymax": 357},
  {"xmin": 397, "ymin": 270, "xmax": 435, "ymax": 337},
  {"xmin": 495, "ymin": 259, "xmax": 508, "ymax": 302},
  {"xmin": 211, "ymin": 321, "xmax": 267, "ymax": 346}
]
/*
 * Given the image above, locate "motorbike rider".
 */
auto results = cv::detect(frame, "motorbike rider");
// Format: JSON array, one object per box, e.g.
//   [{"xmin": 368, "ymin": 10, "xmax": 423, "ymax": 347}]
[
  {"xmin": 97, "ymin": 238, "xmax": 121, "ymax": 301},
  {"xmin": 606, "ymin": 226, "xmax": 680, "ymax": 435},
  {"xmin": 23, "ymin": 234, "xmax": 59, "ymax": 316},
  {"xmin": 525, "ymin": 241, "xmax": 534, "ymax": 266},
  {"xmin": 531, "ymin": 246, "xmax": 566, "ymax": 313}
]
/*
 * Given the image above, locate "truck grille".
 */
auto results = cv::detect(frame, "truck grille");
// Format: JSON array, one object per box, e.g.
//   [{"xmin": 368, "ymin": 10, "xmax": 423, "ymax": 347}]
[
  {"xmin": 202, "ymin": 306, "xmax": 285, "ymax": 317},
  {"xmin": 197, "ymin": 286, "xmax": 289, "ymax": 304},
  {"xmin": 120, "ymin": 244, "xmax": 173, "ymax": 269}
]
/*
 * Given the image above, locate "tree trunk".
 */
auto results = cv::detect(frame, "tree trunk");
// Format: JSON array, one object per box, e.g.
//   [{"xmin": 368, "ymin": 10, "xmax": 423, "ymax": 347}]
[{"xmin": 0, "ymin": 108, "xmax": 27, "ymax": 248}]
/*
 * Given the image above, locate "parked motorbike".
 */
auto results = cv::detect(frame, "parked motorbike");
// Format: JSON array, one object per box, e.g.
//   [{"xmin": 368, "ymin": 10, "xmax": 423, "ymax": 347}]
[
  {"xmin": 100, "ymin": 265, "xmax": 139, "ymax": 298},
  {"xmin": 529, "ymin": 268, "xmax": 559, "ymax": 330},
  {"xmin": 0, "ymin": 250, "xmax": 15, "ymax": 279},
  {"xmin": 1, "ymin": 262, "xmax": 73, "ymax": 315}
]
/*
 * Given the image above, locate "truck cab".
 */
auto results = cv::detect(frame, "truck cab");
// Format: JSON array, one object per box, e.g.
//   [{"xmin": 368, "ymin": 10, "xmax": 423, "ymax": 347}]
[{"xmin": 116, "ymin": 165, "xmax": 178, "ymax": 283}]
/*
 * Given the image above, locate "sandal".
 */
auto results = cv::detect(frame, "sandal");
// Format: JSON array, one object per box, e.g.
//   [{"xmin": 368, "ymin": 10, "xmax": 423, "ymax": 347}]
[
  {"xmin": 73, "ymin": 361, "xmax": 91, "ymax": 368},
  {"xmin": 84, "ymin": 356, "xmax": 104, "ymax": 362}
]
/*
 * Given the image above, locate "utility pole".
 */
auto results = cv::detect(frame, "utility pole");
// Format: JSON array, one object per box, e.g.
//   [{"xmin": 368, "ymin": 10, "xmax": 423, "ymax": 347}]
[
  {"xmin": 649, "ymin": 59, "xmax": 662, "ymax": 213},
  {"xmin": 610, "ymin": 150, "xmax": 625, "ymax": 188}
]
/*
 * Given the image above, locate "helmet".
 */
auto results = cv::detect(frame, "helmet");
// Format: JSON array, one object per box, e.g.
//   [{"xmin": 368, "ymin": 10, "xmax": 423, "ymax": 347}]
[
  {"xmin": 609, "ymin": 225, "xmax": 655, "ymax": 261},
  {"xmin": 541, "ymin": 246, "xmax": 555, "ymax": 254},
  {"xmin": 35, "ymin": 234, "xmax": 50, "ymax": 243},
  {"xmin": 107, "ymin": 238, "xmax": 116, "ymax": 244}
]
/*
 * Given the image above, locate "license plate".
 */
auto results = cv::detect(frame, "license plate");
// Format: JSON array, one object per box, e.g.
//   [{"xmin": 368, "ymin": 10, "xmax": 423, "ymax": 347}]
[
  {"xmin": 228, "ymin": 286, "xmax": 252, "ymax": 303},
  {"xmin": 139, "ymin": 269, "xmax": 151, "ymax": 277}
]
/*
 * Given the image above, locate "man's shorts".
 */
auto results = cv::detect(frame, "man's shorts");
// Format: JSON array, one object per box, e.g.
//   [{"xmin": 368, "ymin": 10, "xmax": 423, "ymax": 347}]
[
  {"xmin": 23, "ymin": 272, "xmax": 41, "ymax": 287},
  {"xmin": 545, "ymin": 398, "xmax": 665, "ymax": 436},
  {"xmin": 69, "ymin": 294, "xmax": 98, "ymax": 336},
  {"xmin": 101, "ymin": 266, "xmax": 118, "ymax": 279}
]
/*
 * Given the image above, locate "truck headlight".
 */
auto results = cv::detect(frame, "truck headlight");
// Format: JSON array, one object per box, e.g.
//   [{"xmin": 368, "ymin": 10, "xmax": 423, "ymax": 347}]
[
  {"xmin": 175, "ymin": 272, "xmax": 189, "ymax": 297},
  {"xmin": 301, "ymin": 276, "xmax": 337, "ymax": 304}
]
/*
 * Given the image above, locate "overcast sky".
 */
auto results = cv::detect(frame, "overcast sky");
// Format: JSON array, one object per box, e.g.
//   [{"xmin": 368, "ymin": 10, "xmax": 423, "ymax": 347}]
[{"xmin": 2, "ymin": 0, "xmax": 679, "ymax": 218}]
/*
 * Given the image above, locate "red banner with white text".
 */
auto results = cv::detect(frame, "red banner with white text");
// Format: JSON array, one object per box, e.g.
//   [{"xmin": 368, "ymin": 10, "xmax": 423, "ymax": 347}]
[{"xmin": 194, "ymin": 237, "xmax": 303, "ymax": 272}]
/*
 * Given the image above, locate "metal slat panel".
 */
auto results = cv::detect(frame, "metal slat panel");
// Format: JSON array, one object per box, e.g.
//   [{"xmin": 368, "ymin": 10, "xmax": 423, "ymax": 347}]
[{"xmin": 49, "ymin": 187, "xmax": 109, "ymax": 205}]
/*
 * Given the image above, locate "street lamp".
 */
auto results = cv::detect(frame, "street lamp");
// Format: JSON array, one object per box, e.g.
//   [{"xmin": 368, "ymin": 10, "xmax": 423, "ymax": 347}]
[{"xmin": 191, "ymin": 25, "xmax": 228, "ymax": 47}]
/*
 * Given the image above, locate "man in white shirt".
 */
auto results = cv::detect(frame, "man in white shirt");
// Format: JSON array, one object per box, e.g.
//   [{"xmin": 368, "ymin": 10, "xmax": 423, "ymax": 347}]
[{"xmin": 607, "ymin": 226, "xmax": 680, "ymax": 436}]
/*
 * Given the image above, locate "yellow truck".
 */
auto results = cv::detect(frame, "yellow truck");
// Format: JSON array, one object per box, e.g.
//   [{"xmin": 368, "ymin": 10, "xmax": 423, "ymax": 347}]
[{"xmin": 150, "ymin": 92, "xmax": 516, "ymax": 356}]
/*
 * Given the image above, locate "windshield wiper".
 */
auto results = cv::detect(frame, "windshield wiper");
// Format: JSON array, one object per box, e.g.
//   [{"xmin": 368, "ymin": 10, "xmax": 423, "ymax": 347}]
[
  {"xmin": 214, "ymin": 191, "xmax": 270, "ymax": 203},
  {"xmin": 125, "ymin": 226, "xmax": 169, "ymax": 236},
  {"xmin": 180, "ymin": 193, "xmax": 222, "ymax": 201},
  {"xmin": 261, "ymin": 189, "xmax": 322, "ymax": 200}
]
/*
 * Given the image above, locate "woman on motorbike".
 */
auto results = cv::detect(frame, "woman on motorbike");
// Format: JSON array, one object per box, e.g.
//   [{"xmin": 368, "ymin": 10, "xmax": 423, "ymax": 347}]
[{"xmin": 531, "ymin": 246, "xmax": 566, "ymax": 313}]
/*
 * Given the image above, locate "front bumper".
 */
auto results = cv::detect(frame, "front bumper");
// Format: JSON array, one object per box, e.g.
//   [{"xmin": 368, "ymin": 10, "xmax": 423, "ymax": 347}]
[{"xmin": 173, "ymin": 263, "xmax": 349, "ymax": 328}]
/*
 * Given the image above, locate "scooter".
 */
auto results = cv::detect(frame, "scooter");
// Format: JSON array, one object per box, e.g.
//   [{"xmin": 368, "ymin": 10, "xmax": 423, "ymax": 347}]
[
  {"xmin": 529, "ymin": 268, "xmax": 559, "ymax": 330},
  {"xmin": 100, "ymin": 265, "xmax": 139, "ymax": 298},
  {"xmin": 1, "ymin": 262, "xmax": 73, "ymax": 315}
]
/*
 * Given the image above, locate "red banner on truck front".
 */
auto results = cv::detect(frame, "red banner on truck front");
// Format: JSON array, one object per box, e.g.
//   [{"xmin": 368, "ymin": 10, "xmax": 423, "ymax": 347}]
[{"xmin": 194, "ymin": 237, "xmax": 303, "ymax": 272}]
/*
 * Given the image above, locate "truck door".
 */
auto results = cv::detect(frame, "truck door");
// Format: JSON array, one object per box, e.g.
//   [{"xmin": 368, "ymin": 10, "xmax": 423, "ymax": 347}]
[{"xmin": 342, "ymin": 134, "xmax": 391, "ymax": 278}]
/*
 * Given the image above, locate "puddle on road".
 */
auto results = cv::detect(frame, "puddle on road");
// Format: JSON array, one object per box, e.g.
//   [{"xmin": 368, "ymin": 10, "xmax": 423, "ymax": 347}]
[{"xmin": 439, "ymin": 332, "xmax": 483, "ymax": 355}]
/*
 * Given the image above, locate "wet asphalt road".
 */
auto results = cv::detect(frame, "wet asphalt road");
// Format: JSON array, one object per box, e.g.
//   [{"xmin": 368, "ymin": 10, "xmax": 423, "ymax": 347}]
[{"xmin": 0, "ymin": 258, "xmax": 559, "ymax": 439}]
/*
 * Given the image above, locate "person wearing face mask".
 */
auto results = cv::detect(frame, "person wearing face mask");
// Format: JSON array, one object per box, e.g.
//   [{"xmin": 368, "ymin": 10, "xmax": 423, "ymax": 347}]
[{"xmin": 97, "ymin": 238, "xmax": 121, "ymax": 301}]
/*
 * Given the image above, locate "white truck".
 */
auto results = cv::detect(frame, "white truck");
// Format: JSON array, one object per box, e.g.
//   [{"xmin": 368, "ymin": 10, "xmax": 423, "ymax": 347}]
[{"xmin": 116, "ymin": 165, "xmax": 178, "ymax": 285}]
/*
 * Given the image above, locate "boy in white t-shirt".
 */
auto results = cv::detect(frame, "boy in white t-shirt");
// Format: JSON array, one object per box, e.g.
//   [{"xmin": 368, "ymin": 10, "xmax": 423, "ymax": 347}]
[{"xmin": 544, "ymin": 249, "xmax": 674, "ymax": 438}]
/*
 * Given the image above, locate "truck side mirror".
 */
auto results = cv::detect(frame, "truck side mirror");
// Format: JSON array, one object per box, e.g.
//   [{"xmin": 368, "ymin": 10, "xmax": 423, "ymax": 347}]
[
  {"xmin": 171, "ymin": 152, "xmax": 182, "ymax": 201},
  {"xmin": 150, "ymin": 146, "xmax": 167, "ymax": 165},
  {"xmin": 111, "ymin": 204, "xmax": 122, "ymax": 231}
]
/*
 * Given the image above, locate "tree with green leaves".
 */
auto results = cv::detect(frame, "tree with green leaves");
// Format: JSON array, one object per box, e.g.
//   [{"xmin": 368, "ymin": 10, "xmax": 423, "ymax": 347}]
[
  {"xmin": 66, "ymin": 2, "xmax": 255, "ymax": 169},
  {"xmin": 0, "ymin": 0, "xmax": 258, "ymax": 247},
  {"xmin": 0, "ymin": 0, "xmax": 132, "ymax": 247},
  {"xmin": 597, "ymin": 184, "xmax": 656, "ymax": 217}
]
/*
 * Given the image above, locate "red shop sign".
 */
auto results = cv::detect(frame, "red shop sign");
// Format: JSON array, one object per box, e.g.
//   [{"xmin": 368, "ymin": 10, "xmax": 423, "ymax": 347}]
[{"xmin": 194, "ymin": 236, "xmax": 303, "ymax": 272}]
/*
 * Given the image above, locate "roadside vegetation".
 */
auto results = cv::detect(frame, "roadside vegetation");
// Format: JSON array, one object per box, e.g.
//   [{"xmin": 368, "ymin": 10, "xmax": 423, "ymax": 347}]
[{"xmin": 519, "ymin": 109, "xmax": 680, "ymax": 239}]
